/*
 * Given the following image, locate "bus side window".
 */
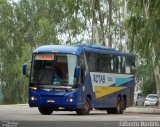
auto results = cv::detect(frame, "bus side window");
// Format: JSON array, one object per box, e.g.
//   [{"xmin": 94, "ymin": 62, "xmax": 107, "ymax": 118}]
[
  {"xmin": 96, "ymin": 53, "xmax": 104, "ymax": 72},
  {"xmin": 105, "ymin": 54, "xmax": 111, "ymax": 73},
  {"xmin": 120, "ymin": 57, "xmax": 125, "ymax": 74},
  {"xmin": 118, "ymin": 56, "xmax": 121, "ymax": 73},
  {"xmin": 126, "ymin": 57, "xmax": 131, "ymax": 74},
  {"xmin": 112, "ymin": 55, "xmax": 118, "ymax": 73},
  {"xmin": 86, "ymin": 52, "xmax": 96, "ymax": 72},
  {"xmin": 131, "ymin": 58, "xmax": 135, "ymax": 74},
  {"xmin": 80, "ymin": 54, "xmax": 85, "ymax": 84}
]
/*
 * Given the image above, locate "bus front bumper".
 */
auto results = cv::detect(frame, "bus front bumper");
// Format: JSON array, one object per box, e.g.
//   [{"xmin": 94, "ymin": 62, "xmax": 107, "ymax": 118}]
[{"xmin": 29, "ymin": 88, "xmax": 85, "ymax": 110}]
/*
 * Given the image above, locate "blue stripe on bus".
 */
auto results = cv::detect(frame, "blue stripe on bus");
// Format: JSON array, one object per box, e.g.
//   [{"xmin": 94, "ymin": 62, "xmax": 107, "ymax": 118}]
[{"xmin": 115, "ymin": 77, "xmax": 134, "ymax": 86}]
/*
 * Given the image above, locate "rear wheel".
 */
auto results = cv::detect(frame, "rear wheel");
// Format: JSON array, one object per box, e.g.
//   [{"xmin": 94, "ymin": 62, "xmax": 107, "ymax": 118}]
[
  {"xmin": 76, "ymin": 98, "xmax": 91, "ymax": 115},
  {"xmin": 107, "ymin": 97, "xmax": 124, "ymax": 114},
  {"xmin": 38, "ymin": 107, "xmax": 54, "ymax": 115}
]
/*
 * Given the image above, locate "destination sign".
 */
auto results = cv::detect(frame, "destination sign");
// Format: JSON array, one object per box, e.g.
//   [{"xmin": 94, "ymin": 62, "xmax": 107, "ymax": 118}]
[{"xmin": 35, "ymin": 54, "xmax": 54, "ymax": 60}]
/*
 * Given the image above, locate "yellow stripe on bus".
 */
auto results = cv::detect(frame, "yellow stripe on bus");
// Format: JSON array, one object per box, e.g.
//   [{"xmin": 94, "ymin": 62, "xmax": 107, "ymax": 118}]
[{"xmin": 94, "ymin": 86, "xmax": 126, "ymax": 99}]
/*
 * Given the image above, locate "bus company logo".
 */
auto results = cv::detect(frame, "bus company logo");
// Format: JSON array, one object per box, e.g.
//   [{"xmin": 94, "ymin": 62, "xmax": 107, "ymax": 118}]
[
  {"xmin": 90, "ymin": 72, "xmax": 115, "ymax": 86},
  {"xmin": 93, "ymin": 74, "xmax": 105, "ymax": 84}
]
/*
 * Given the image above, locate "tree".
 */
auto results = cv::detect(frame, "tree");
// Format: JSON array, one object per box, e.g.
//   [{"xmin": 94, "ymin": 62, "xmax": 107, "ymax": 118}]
[
  {"xmin": 1, "ymin": 0, "xmax": 65, "ymax": 104},
  {"xmin": 0, "ymin": 0, "xmax": 135, "ymax": 104},
  {"xmin": 3, "ymin": 44, "xmax": 31, "ymax": 104},
  {"xmin": 126, "ymin": 0, "xmax": 160, "ymax": 97}
]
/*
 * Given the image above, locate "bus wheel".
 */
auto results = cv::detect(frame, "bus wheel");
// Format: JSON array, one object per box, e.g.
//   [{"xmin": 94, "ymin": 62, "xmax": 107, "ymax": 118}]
[
  {"xmin": 115, "ymin": 98, "xmax": 124, "ymax": 114},
  {"xmin": 38, "ymin": 107, "xmax": 54, "ymax": 115},
  {"xmin": 76, "ymin": 98, "xmax": 91, "ymax": 115},
  {"xmin": 107, "ymin": 98, "xmax": 124, "ymax": 114}
]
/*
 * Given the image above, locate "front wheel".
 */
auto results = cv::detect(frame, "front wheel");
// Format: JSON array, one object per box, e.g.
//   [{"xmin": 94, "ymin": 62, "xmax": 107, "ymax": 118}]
[
  {"xmin": 38, "ymin": 107, "xmax": 54, "ymax": 115},
  {"xmin": 76, "ymin": 98, "xmax": 91, "ymax": 115}
]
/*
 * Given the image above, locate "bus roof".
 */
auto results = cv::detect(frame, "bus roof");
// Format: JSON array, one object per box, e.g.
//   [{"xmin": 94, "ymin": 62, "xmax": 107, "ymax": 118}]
[{"xmin": 33, "ymin": 44, "xmax": 135, "ymax": 57}]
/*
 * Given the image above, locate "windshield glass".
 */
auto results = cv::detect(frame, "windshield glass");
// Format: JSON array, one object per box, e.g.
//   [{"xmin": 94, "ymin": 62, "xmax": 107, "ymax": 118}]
[
  {"xmin": 147, "ymin": 95, "xmax": 157, "ymax": 99},
  {"xmin": 30, "ymin": 54, "xmax": 78, "ymax": 86}
]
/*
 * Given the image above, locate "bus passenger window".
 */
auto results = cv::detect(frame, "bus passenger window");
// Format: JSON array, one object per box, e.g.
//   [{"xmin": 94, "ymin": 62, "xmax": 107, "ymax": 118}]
[
  {"xmin": 120, "ymin": 57, "xmax": 125, "ymax": 74},
  {"xmin": 105, "ymin": 54, "xmax": 111, "ymax": 73},
  {"xmin": 112, "ymin": 55, "xmax": 118, "ymax": 73},
  {"xmin": 126, "ymin": 57, "xmax": 131, "ymax": 74},
  {"xmin": 131, "ymin": 59, "xmax": 135, "ymax": 74},
  {"xmin": 80, "ymin": 54, "xmax": 85, "ymax": 84},
  {"xmin": 86, "ymin": 52, "xmax": 96, "ymax": 72}
]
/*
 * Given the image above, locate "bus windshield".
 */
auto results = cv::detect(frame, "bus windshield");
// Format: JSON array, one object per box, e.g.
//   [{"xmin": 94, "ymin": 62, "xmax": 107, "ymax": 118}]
[{"xmin": 30, "ymin": 54, "xmax": 78, "ymax": 86}]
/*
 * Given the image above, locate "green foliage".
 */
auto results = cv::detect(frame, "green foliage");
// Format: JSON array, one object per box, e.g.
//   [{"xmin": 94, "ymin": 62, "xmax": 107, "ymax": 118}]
[
  {"xmin": 0, "ymin": 0, "xmax": 88, "ymax": 104},
  {"xmin": 2, "ymin": 0, "xmax": 158, "ymax": 104},
  {"xmin": 3, "ymin": 44, "xmax": 31, "ymax": 104},
  {"xmin": 127, "ymin": 0, "xmax": 160, "ymax": 57},
  {"xmin": 126, "ymin": 0, "xmax": 160, "ymax": 95},
  {"xmin": 136, "ymin": 58, "xmax": 156, "ymax": 96},
  {"xmin": 143, "ymin": 80, "xmax": 156, "ymax": 97},
  {"xmin": 0, "ymin": 0, "xmax": 62, "ymax": 104}
]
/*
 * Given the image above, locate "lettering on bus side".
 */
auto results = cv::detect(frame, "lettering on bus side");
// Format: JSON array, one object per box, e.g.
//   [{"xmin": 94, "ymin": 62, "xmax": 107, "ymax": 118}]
[
  {"xmin": 107, "ymin": 77, "xmax": 113, "ymax": 82},
  {"xmin": 90, "ymin": 72, "xmax": 115, "ymax": 86},
  {"xmin": 93, "ymin": 74, "xmax": 105, "ymax": 84}
]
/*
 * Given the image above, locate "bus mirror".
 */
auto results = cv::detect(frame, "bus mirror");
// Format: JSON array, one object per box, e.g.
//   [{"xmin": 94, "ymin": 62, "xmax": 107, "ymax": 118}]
[
  {"xmin": 23, "ymin": 61, "xmax": 31, "ymax": 77},
  {"xmin": 74, "ymin": 66, "xmax": 80, "ymax": 78},
  {"xmin": 23, "ymin": 64, "xmax": 27, "ymax": 76}
]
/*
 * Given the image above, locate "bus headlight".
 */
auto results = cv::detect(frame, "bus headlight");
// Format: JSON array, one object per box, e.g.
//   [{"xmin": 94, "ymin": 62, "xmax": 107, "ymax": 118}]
[
  {"xmin": 67, "ymin": 97, "xmax": 73, "ymax": 102},
  {"xmin": 31, "ymin": 96, "xmax": 37, "ymax": 101},
  {"xmin": 30, "ymin": 87, "xmax": 37, "ymax": 90},
  {"xmin": 69, "ymin": 98, "xmax": 73, "ymax": 102}
]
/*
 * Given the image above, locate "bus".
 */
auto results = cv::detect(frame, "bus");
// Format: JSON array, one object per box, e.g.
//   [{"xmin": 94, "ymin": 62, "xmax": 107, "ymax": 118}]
[{"xmin": 23, "ymin": 44, "xmax": 135, "ymax": 115}]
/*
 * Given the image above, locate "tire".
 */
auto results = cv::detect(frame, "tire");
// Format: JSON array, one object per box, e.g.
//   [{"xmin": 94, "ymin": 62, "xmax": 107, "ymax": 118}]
[
  {"xmin": 115, "ymin": 98, "xmax": 123, "ymax": 114},
  {"xmin": 120, "ymin": 98, "xmax": 125, "ymax": 113},
  {"xmin": 38, "ymin": 107, "xmax": 54, "ymax": 115},
  {"xmin": 76, "ymin": 98, "xmax": 91, "ymax": 115},
  {"xmin": 107, "ymin": 97, "xmax": 124, "ymax": 114}
]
